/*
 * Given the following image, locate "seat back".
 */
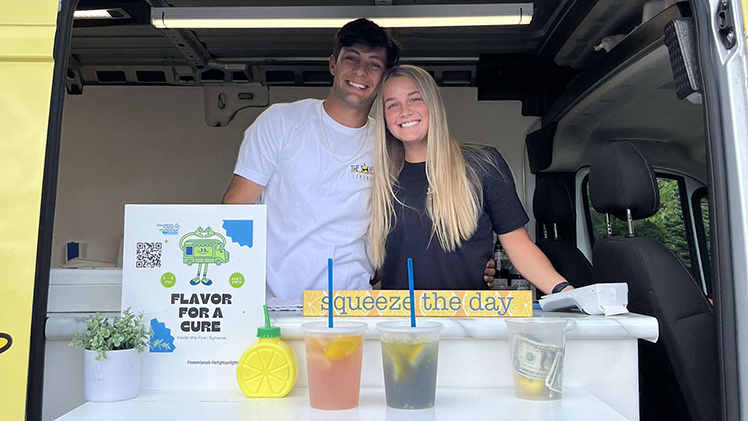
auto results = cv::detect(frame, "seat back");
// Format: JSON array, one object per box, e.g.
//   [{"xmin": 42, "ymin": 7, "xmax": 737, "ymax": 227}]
[
  {"xmin": 533, "ymin": 175, "xmax": 596, "ymax": 288},
  {"xmin": 589, "ymin": 142, "xmax": 719, "ymax": 421}
]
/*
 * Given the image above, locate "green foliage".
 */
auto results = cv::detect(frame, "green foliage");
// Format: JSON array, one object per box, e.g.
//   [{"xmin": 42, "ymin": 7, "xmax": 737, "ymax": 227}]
[
  {"xmin": 69, "ymin": 308, "xmax": 152, "ymax": 361},
  {"xmin": 588, "ymin": 178, "xmax": 692, "ymax": 268},
  {"xmin": 700, "ymin": 196, "xmax": 711, "ymax": 258}
]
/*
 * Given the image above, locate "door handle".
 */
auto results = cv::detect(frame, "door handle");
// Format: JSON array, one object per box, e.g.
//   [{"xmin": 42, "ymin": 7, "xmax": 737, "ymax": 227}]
[{"xmin": 0, "ymin": 332, "xmax": 12, "ymax": 354}]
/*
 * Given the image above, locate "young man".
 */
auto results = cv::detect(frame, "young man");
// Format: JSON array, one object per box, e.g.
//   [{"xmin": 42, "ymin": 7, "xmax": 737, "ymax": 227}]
[{"xmin": 223, "ymin": 19, "xmax": 494, "ymax": 299}]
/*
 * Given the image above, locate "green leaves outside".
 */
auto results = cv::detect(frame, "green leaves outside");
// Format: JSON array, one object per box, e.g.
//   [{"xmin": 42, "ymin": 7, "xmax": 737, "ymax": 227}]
[{"xmin": 588, "ymin": 178, "xmax": 694, "ymax": 268}]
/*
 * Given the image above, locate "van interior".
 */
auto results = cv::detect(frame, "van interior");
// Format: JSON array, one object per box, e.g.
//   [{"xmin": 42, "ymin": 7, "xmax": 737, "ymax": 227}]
[{"xmin": 45, "ymin": 1, "xmax": 719, "ymax": 420}]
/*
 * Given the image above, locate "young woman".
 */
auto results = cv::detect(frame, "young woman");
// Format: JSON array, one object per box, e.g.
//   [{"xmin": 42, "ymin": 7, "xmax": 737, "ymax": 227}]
[{"xmin": 369, "ymin": 65, "xmax": 572, "ymax": 294}]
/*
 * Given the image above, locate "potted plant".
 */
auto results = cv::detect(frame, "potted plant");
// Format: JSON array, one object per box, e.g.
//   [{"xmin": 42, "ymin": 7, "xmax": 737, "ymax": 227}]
[{"xmin": 70, "ymin": 307, "xmax": 151, "ymax": 402}]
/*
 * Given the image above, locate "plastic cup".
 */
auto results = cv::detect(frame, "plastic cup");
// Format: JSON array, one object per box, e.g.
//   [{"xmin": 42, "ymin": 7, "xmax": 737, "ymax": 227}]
[
  {"xmin": 376, "ymin": 321, "xmax": 444, "ymax": 409},
  {"xmin": 505, "ymin": 318, "xmax": 569, "ymax": 401},
  {"xmin": 301, "ymin": 321, "xmax": 367, "ymax": 410}
]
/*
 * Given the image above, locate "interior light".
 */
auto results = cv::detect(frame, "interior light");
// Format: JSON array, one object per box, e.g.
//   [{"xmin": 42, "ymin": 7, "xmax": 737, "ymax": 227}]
[
  {"xmin": 151, "ymin": 4, "xmax": 533, "ymax": 29},
  {"xmin": 74, "ymin": 9, "xmax": 130, "ymax": 20}
]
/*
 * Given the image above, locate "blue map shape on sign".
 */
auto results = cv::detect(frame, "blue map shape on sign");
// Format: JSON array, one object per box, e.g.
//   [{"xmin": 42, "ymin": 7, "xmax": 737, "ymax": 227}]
[
  {"xmin": 150, "ymin": 318, "xmax": 175, "ymax": 353},
  {"xmin": 223, "ymin": 220, "xmax": 254, "ymax": 248}
]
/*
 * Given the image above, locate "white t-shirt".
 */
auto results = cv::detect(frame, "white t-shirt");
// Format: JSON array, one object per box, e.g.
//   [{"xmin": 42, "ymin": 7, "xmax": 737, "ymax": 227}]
[{"xmin": 234, "ymin": 98, "xmax": 375, "ymax": 299}]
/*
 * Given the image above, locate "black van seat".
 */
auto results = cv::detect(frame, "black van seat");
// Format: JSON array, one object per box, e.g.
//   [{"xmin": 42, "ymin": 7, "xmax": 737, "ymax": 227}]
[
  {"xmin": 533, "ymin": 175, "xmax": 596, "ymax": 288},
  {"xmin": 589, "ymin": 142, "xmax": 719, "ymax": 421}
]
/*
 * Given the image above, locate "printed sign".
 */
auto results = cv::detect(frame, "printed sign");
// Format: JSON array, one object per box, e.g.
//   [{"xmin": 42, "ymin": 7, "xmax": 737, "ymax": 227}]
[
  {"xmin": 303, "ymin": 290, "xmax": 532, "ymax": 318},
  {"xmin": 122, "ymin": 205, "xmax": 266, "ymax": 390}
]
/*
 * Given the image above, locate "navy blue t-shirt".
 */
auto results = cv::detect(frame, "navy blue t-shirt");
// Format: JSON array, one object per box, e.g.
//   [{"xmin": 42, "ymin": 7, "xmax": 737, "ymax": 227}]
[{"xmin": 380, "ymin": 147, "xmax": 529, "ymax": 290}]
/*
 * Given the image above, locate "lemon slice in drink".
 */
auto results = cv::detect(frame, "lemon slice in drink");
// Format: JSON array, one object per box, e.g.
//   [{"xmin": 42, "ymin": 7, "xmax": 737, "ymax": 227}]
[
  {"xmin": 321, "ymin": 336, "xmax": 363, "ymax": 361},
  {"xmin": 515, "ymin": 372, "xmax": 547, "ymax": 395},
  {"xmin": 385, "ymin": 342, "xmax": 426, "ymax": 381}
]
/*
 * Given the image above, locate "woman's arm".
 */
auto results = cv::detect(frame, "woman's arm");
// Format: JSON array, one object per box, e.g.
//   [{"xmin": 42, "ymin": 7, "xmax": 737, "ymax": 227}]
[{"xmin": 498, "ymin": 227, "xmax": 573, "ymax": 295}]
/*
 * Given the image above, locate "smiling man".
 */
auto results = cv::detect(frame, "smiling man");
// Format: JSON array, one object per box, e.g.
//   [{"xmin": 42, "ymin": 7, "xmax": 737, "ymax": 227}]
[{"xmin": 222, "ymin": 19, "xmax": 401, "ymax": 299}]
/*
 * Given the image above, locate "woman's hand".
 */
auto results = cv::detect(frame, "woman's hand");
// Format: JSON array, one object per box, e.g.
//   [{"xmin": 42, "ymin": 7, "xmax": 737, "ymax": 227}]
[{"xmin": 498, "ymin": 227, "xmax": 571, "ymax": 295}]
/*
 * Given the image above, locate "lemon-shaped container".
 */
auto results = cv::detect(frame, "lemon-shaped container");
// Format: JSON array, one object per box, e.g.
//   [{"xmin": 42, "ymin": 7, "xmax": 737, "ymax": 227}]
[{"xmin": 237, "ymin": 305, "xmax": 299, "ymax": 398}]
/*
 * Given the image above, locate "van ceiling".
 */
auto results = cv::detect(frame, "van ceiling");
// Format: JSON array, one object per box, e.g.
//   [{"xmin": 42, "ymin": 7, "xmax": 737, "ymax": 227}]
[{"xmin": 69, "ymin": 0, "xmax": 649, "ymax": 91}]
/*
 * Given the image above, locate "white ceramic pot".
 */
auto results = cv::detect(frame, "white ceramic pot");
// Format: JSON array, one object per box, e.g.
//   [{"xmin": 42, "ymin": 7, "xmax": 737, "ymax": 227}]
[{"xmin": 83, "ymin": 348, "xmax": 141, "ymax": 402}]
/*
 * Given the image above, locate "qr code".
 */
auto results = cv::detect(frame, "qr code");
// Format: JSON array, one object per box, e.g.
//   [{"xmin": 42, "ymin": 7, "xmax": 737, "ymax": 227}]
[{"xmin": 136, "ymin": 242, "xmax": 162, "ymax": 268}]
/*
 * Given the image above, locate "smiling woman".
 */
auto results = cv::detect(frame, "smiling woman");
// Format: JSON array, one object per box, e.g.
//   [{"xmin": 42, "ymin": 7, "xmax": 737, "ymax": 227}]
[
  {"xmin": 369, "ymin": 65, "xmax": 570, "ymax": 295},
  {"xmin": 383, "ymin": 75, "xmax": 431, "ymax": 159}
]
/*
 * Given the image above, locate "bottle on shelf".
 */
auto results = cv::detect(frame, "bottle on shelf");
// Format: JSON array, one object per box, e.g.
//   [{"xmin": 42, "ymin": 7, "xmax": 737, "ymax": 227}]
[
  {"xmin": 492, "ymin": 241, "xmax": 509, "ymax": 289},
  {"xmin": 236, "ymin": 304, "xmax": 299, "ymax": 398}
]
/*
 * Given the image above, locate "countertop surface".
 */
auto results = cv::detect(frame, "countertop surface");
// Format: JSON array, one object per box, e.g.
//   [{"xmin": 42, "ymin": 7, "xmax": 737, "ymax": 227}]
[{"xmin": 55, "ymin": 388, "xmax": 628, "ymax": 421}]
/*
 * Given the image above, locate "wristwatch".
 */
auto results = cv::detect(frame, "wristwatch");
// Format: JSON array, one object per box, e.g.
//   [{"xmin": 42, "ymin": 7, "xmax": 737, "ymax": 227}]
[{"xmin": 552, "ymin": 281, "xmax": 571, "ymax": 294}]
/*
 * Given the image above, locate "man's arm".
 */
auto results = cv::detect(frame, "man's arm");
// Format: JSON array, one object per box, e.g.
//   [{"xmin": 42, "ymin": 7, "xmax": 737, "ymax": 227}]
[{"xmin": 222, "ymin": 175, "xmax": 266, "ymax": 204}]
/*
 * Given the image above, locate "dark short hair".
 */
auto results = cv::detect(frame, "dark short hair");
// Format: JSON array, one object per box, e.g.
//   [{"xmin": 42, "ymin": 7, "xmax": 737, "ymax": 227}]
[{"xmin": 333, "ymin": 18, "xmax": 402, "ymax": 69}]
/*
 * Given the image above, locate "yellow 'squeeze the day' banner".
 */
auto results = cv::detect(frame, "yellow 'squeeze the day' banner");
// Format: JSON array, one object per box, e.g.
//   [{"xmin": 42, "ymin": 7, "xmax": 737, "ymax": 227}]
[{"xmin": 303, "ymin": 290, "xmax": 532, "ymax": 318}]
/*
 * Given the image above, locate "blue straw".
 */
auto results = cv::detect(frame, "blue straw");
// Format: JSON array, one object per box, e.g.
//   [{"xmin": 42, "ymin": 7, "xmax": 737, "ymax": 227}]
[
  {"xmin": 408, "ymin": 258, "xmax": 416, "ymax": 328},
  {"xmin": 328, "ymin": 258, "xmax": 334, "ymax": 328}
]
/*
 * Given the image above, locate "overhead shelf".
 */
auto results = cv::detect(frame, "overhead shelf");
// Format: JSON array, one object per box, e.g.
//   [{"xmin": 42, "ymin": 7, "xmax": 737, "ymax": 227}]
[{"xmin": 543, "ymin": 1, "xmax": 692, "ymax": 126}]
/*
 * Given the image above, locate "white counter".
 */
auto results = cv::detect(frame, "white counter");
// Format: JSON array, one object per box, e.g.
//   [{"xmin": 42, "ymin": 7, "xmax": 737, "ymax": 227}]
[
  {"xmin": 56, "ymin": 388, "xmax": 628, "ymax": 421},
  {"xmin": 45, "ymin": 270, "xmax": 658, "ymax": 421},
  {"xmin": 48, "ymin": 312, "xmax": 657, "ymax": 421}
]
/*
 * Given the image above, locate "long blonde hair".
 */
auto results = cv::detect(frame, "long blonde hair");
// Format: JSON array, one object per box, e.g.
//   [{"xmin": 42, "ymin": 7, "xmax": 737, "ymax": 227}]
[{"xmin": 369, "ymin": 65, "xmax": 485, "ymax": 268}]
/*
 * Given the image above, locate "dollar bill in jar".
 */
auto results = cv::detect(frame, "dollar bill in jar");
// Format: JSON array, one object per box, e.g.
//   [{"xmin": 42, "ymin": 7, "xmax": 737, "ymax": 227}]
[{"xmin": 511, "ymin": 335, "xmax": 564, "ymax": 400}]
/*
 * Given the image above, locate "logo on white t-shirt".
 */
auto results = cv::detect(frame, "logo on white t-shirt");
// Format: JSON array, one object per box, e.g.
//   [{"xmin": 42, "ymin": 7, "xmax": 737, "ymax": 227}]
[{"xmin": 350, "ymin": 163, "xmax": 374, "ymax": 180}]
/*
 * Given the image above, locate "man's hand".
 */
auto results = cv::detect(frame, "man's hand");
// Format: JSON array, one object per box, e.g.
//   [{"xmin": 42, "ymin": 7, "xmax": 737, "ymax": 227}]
[
  {"xmin": 369, "ymin": 269, "xmax": 382, "ymax": 290},
  {"xmin": 484, "ymin": 259, "xmax": 497, "ymax": 288}
]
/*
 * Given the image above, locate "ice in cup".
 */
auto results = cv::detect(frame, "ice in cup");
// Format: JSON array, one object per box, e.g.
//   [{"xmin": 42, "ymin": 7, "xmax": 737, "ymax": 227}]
[
  {"xmin": 505, "ymin": 318, "xmax": 569, "ymax": 401},
  {"xmin": 376, "ymin": 321, "xmax": 443, "ymax": 410},
  {"xmin": 301, "ymin": 321, "xmax": 367, "ymax": 410}
]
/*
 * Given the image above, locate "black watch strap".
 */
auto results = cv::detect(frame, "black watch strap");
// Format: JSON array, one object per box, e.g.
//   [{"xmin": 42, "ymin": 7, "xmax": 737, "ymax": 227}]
[{"xmin": 552, "ymin": 281, "xmax": 571, "ymax": 294}]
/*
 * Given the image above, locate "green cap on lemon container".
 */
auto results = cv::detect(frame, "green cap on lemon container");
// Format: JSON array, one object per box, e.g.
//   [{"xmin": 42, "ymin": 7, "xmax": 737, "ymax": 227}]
[{"xmin": 257, "ymin": 304, "xmax": 281, "ymax": 338}]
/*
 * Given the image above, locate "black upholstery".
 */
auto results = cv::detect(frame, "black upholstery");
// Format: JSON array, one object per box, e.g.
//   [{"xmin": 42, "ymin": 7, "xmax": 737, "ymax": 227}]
[
  {"xmin": 533, "ymin": 175, "xmax": 596, "ymax": 288},
  {"xmin": 534, "ymin": 176, "xmax": 575, "ymax": 225},
  {"xmin": 589, "ymin": 142, "xmax": 660, "ymax": 221},
  {"xmin": 536, "ymin": 241, "xmax": 596, "ymax": 288},
  {"xmin": 590, "ymin": 142, "xmax": 719, "ymax": 421}
]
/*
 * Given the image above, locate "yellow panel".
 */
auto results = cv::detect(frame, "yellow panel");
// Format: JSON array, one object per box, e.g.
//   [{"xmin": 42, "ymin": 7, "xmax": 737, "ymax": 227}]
[
  {"xmin": 0, "ymin": 1, "xmax": 58, "ymax": 421},
  {"xmin": 0, "ymin": 26, "xmax": 56, "ymax": 61},
  {"xmin": 742, "ymin": 0, "xmax": 748, "ymax": 43},
  {"xmin": 0, "ymin": 1, "xmax": 57, "ymax": 26}
]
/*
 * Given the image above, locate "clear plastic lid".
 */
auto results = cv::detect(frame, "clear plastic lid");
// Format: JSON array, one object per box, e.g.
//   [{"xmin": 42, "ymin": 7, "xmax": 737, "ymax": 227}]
[
  {"xmin": 504, "ymin": 318, "xmax": 569, "ymax": 333},
  {"xmin": 504, "ymin": 318, "xmax": 569, "ymax": 327},
  {"xmin": 300, "ymin": 321, "xmax": 368, "ymax": 335},
  {"xmin": 376, "ymin": 320, "xmax": 444, "ymax": 334}
]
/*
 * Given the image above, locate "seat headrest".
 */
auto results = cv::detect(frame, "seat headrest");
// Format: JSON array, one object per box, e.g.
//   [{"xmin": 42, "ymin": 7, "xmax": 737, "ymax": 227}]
[
  {"xmin": 533, "ymin": 176, "xmax": 575, "ymax": 225},
  {"xmin": 589, "ymin": 142, "xmax": 660, "ymax": 221}
]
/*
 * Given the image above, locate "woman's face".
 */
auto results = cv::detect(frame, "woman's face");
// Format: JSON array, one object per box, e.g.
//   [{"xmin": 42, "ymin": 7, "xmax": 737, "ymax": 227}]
[{"xmin": 383, "ymin": 76, "xmax": 430, "ymax": 145}]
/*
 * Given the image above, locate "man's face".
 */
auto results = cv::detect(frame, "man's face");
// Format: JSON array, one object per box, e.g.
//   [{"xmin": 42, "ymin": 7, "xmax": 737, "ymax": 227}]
[{"xmin": 329, "ymin": 44, "xmax": 387, "ymax": 109}]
